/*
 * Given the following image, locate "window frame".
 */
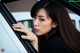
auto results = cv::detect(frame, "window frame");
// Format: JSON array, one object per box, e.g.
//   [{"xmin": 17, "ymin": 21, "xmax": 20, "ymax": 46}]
[{"xmin": 0, "ymin": 1, "xmax": 37, "ymax": 53}]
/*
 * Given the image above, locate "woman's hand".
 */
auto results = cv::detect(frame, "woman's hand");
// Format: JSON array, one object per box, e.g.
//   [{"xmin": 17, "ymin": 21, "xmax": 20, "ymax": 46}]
[{"xmin": 12, "ymin": 23, "xmax": 38, "ymax": 51}]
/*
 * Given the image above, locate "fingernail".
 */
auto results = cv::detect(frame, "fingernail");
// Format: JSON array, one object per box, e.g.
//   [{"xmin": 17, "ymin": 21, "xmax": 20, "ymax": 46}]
[{"xmin": 21, "ymin": 35, "xmax": 25, "ymax": 38}]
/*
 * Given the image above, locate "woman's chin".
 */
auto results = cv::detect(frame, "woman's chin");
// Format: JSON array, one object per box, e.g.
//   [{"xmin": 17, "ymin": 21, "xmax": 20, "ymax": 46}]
[{"xmin": 35, "ymin": 32, "xmax": 43, "ymax": 36}]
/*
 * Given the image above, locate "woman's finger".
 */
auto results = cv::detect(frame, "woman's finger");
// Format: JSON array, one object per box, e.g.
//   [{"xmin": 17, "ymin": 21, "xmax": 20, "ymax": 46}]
[
  {"xmin": 13, "ymin": 27, "xmax": 27, "ymax": 33},
  {"xmin": 13, "ymin": 23, "xmax": 25, "ymax": 29},
  {"xmin": 21, "ymin": 35, "xmax": 34, "ymax": 41},
  {"xmin": 13, "ymin": 23, "xmax": 37, "ymax": 41}
]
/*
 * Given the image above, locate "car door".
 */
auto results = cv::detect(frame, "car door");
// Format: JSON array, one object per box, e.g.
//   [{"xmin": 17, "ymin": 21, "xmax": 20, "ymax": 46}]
[{"xmin": 0, "ymin": 1, "xmax": 37, "ymax": 53}]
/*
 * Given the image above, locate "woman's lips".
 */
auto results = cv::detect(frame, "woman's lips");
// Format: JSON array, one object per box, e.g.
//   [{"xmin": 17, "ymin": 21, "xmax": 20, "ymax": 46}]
[{"xmin": 35, "ymin": 29, "xmax": 39, "ymax": 32}]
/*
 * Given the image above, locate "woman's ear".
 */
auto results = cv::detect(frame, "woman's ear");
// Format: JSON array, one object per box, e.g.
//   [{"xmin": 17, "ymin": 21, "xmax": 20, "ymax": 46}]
[{"xmin": 52, "ymin": 22, "xmax": 57, "ymax": 28}]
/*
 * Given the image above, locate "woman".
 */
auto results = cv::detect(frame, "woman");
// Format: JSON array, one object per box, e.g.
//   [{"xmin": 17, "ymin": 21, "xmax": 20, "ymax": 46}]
[{"xmin": 13, "ymin": 1, "xmax": 80, "ymax": 53}]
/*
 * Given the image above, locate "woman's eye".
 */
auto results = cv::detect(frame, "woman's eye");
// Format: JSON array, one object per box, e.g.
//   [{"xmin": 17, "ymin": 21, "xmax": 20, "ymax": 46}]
[{"xmin": 39, "ymin": 18, "xmax": 45, "ymax": 21}]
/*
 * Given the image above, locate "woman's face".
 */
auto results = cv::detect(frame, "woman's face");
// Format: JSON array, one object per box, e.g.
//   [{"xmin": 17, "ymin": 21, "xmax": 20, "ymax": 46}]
[{"xmin": 34, "ymin": 8, "xmax": 54, "ymax": 36}]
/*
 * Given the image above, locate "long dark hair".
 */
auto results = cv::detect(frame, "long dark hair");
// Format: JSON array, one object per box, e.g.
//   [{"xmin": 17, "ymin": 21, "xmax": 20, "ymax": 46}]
[{"xmin": 31, "ymin": 1, "xmax": 80, "ymax": 53}]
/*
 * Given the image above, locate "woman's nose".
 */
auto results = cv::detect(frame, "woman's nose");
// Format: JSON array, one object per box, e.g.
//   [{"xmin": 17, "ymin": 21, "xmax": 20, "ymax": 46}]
[{"xmin": 34, "ymin": 19, "xmax": 39, "ymax": 26}]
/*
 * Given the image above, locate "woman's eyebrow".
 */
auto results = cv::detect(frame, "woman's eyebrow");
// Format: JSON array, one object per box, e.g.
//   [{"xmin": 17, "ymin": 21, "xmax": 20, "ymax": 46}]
[{"xmin": 38, "ymin": 15, "xmax": 44, "ymax": 17}]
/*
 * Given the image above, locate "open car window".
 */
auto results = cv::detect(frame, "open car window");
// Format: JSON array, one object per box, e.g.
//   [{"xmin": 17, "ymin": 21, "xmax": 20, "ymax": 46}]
[{"xmin": 0, "ymin": 1, "xmax": 37, "ymax": 53}]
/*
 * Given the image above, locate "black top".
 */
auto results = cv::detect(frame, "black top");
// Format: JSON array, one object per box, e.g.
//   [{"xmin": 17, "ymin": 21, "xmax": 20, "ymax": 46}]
[{"xmin": 39, "ymin": 35, "xmax": 76, "ymax": 53}]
